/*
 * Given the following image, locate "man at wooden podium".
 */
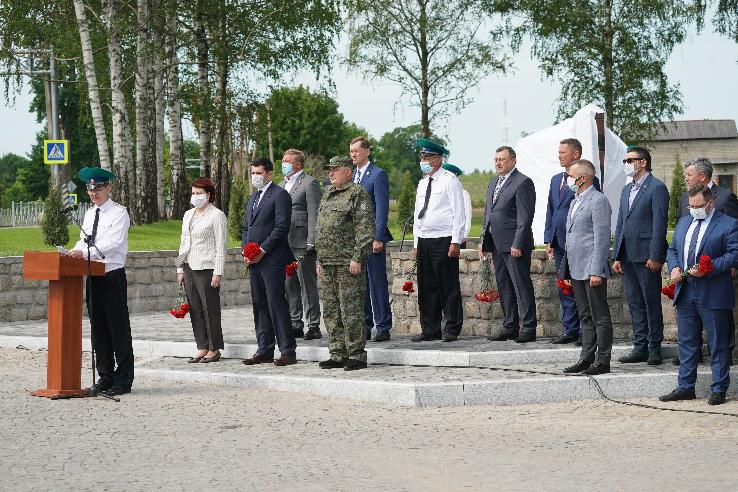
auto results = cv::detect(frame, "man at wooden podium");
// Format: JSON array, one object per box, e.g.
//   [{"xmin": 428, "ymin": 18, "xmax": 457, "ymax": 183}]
[{"xmin": 67, "ymin": 167, "xmax": 134, "ymax": 397}]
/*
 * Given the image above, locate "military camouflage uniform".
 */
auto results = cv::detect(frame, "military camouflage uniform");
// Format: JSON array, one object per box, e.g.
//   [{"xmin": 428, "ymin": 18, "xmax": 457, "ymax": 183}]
[{"xmin": 316, "ymin": 180, "xmax": 375, "ymax": 363}]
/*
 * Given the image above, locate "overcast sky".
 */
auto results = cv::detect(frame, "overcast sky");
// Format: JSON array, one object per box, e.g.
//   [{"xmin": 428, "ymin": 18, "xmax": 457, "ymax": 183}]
[{"xmin": 1, "ymin": 26, "xmax": 736, "ymax": 173}]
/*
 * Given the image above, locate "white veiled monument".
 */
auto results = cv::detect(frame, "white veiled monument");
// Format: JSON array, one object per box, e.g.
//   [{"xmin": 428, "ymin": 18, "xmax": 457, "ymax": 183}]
[{"xmin": 514, "ymin": 103, "xmax": 628, "ymax": 245}]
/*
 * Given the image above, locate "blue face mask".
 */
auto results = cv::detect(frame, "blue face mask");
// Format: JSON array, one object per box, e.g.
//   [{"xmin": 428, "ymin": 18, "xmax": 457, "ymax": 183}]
[
  {"xmin": 281, "ymin": 163, "xmax": 293, "ymax": 176},
  {"xmin": 420, "ymin": 161, "xmax": 433, "ymax": 174}
]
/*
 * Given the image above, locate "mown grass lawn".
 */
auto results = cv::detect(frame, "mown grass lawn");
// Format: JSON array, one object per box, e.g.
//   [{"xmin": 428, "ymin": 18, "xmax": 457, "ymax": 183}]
[{"xmin": 0, "ymin": 220, "xmax": 241, "ymax": 257}]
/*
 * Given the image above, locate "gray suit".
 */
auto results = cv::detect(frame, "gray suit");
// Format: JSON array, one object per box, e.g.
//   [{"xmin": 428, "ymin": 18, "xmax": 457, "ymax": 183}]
[
  {"xmin": 279, "ymin": 172, "xmax": 322, "ymax": 333},
  {"xmin": 481, "ymin": 168, "xmax": 537, "ymax": 338},
  {"xmin": 562, "ymin": 187, "xmax": 613, "ymax": 365}
]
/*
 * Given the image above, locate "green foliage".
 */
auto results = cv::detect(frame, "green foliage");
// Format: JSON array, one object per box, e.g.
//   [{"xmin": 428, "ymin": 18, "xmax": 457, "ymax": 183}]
[
  {"xmin": 0, "ymin": 153, "xmax": 47, "ymax": 206},
  {"xmin": 488, "ymin": 0, "xmax": 704, "ymax": 140},
  {"xmin": 668, "ymin": 157, "xmax": 686, "ymax": 228},
  {"xmin": 346, "ymin": 0, "xmax": 508, "ymax": 136},
  {"xmin": 227, "ymin": 178, "xmax": 248, "ymax": 242},
  {"xmin": 41, "ymin": 187, "xmax": 69, "ymax": 247},
  {"xmin": 396, "ymin": 171, "xmax": 416, "ymax": 230},
  {"xmin": 711, "ymin": 0, "xmax": 738, "ymax": 43}
]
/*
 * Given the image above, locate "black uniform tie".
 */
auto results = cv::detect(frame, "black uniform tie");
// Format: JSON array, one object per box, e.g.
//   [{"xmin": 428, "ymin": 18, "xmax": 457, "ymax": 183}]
[
  {"xmin": 417, "ymin": 177, "xmax": 433, "ymax": 219},
  {"xmin": 91, "ymin": 208, "xmax": 100, "ymax": 243}
]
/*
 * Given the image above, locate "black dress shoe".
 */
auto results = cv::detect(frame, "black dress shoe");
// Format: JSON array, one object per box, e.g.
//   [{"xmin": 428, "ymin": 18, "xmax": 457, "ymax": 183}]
[
  {"xmin": 563, "ymin": 360, "xmax": 592, "ymax": 374},
  {"xmin": 708, "ymin": 392, "xmax": 727, "ymax": 405},
  {"xmin": 575, "ymin": 336, "xmax": 582, "ymax": 346},
  {"xmin": 88, "ymin": 380, "xmax": 113, "ymax": 396},
  {"xmin": 344, "ymin": 359, "xmax": 367, "ymax": 371},
  {"xmin": 582, "ymin": 363, "xmax": 610, "ymax": 375},
  {"xmin": 411, "ymin": 334, "xmax": 440, "ymax": 342},
  {"xmin": 372, "ymin": 331, "xmax": 391, "ymax": 342},
  {"xmin": 515, "ymin": 333, "xmax": 536, "ymax": 344},
  {"xmin": 487, "ymin": 333, "xmax": 515, "ymax": 342},
  {"xmin": 292, "ymin": 330, "xmax": 304, "ymax": 339},
  {"xmin": 101, "ymin": 385, "xmax": 131, "ymax": 396},
  {"xmin": 304, "ymin": 329, "xmax": 322, "ymax": 340},
  {"xmin": 200, "ymin": 351, "xmax": 221, "ymax": 363},
  {"xmin": 550, "ymin": 334, "xmax": 577, "ymax": 344},
  {"xmin": 618, "ymin": 351, "xmax": 648, "ymax": 363},
  {"xmin": 647, "ymin": 350, "xmax": 663, "ymax": 366},
  {"xmin": 242, "ymin": 353, "xmax": 274, "ymax": 365},
  {"xmin": 659, "ymin": 388, "xmax": 696, "ymax": 402},
  {"xmin": 442, "ymin": 333, "xmax": 458, "ymax": 342},
  {"xmin": 319, "ymin": 359, "xmax": 346, "ymax": 369}
]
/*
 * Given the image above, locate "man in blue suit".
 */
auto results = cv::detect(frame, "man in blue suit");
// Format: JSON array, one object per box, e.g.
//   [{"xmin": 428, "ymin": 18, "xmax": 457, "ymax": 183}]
[
  {"xmin": 241, "ymin": 157, "xmax": 297, "ymax": 366},
  {"xmin": 350, "ymin": 136, "xmax": 393, "ymax": 342},
  {"xmin": 660, "ymin": 185, "xmax": 738, "ymax": 405},
  {"xmin": 544, "ymin": 138, "xmax": 600, "ymax": 344},
  {"xmin": 612, "ymin": 147, "xmax": 669, "ymax": 365}
]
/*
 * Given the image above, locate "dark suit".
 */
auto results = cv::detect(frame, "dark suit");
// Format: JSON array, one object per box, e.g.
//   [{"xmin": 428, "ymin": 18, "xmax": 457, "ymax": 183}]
[
  {"xmin": 241, "ymin": 183, "xmax": 296, "ymax": 357},
  {"xmin": 482, "ymin": 168, "xmax": 537, "ymax": 338},
  {"xmin": 612, "ymin": 173, "xmax": 669, "ymax": 354},
  {"xmin": 354, "ymin": 162, "xmax": 393, "ymax": 336},
  {"xmin": 678, "ymin": 183, "xmax": 738, "ymax": 355},
  {"xmin": 666, "ymin": 211, "xmax": 738, "ymax": 393},
  {"xmin": 279, "ymin": 172, "xmax": 322, "ymax": 334},
  {"xmin": 544, "ymin": 172, "xmax": 600, "ymax": 337}
]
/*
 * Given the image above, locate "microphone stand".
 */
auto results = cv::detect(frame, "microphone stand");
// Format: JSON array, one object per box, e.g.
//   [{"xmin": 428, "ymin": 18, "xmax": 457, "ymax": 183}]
[{"xmin": 65, "ymin": 208, "xmax": 120, "ymax": 402}]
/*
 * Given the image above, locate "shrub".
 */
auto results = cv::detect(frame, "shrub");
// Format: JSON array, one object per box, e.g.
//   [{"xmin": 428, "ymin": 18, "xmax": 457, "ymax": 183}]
[{"xmin": 41, "ymin": 188, "xmax": 69, "ymax": 247}]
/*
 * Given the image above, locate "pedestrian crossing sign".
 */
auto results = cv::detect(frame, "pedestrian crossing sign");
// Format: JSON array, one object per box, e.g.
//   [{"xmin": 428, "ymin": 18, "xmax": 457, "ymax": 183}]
[
  {"xmin": 44, "ymin": 140, "xmax": 69, "ymax": 164},
  {"xmin": 67, "ymin": 194, "xmax": 78, "ymax": 205}
]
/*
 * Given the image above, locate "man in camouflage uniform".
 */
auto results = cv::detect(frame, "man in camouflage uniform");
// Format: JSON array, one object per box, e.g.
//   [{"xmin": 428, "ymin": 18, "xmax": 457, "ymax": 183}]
[{"xmin": 315, "ymin": 155, "xmax": 375, "ymax": 371}]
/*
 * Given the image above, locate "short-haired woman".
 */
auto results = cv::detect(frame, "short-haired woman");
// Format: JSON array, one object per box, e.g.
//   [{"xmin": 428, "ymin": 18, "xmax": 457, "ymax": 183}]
[{"xmin": 177, "ymin": 177, "xmax": 228, "ymax": 363}]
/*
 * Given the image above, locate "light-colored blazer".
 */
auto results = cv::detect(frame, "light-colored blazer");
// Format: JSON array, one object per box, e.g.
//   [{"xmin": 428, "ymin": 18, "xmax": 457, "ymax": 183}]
[
  {"xmin": 177, "ymin": 204, "xmax": 228, "ymax": 276},
  {"xmin": 563, "ymin": 188, "xmax": 612, "ymax": 281},
  {"xmin": 279, "ymin": 172, "xmax": 322, "ymax": 250}
]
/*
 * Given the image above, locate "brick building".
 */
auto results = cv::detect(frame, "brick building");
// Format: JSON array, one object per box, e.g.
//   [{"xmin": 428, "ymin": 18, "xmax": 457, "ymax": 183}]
[{"xmin": 643, "ymin": 119, "xmax": 738, "ymax": 192}]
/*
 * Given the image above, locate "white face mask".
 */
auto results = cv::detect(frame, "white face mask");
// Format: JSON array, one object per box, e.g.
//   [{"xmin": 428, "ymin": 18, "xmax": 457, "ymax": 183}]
[
  {"xmin": 191, "ymin": 194, "xmax": 208, "ymax": 208},
  {"xmin": 690, "ymin": 206, "xmax": 708, "ymax": 221},
  {"xmin": 251, "ymin": 174, "xmax": 265, "ymax": 190},
  {"xmin": 624, "ymin": 163, "xmax": 636, "ymax": 177},
  {"xmin": 567, "ymin": 176, "xmax": 580, "ymax": 192}
]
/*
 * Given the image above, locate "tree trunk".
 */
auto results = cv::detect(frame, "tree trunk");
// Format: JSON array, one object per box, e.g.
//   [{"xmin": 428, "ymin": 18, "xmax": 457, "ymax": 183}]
[
  {"xmin": 135, "ymin": 0, "xmax": 158, "ymax": 223},
  {"xmin": 211, "ymin": 8, "xmax": 231, "ymax": 214},
  {"xmin": 72, "ymin": 0, "xmax": 112, "ymax": 171},
  {"xmin": 103, "ymin": 0, "xmax": 134, "ymax": 211},
  {"xmin": 154, "ymin": 19, "xmax": 166, "ymax": 218},
  {"xmin": 418, "ymin": 0, "xmax": 430, "ymax": 137},
  {"xmin": 602, "ymin": 0, "xmax": 614, "ymax": 133},
  {"xmin": 166, "ymin": 0, "xmax": 189, "ymax": 219},
  {"xmin": 195, "ymin": 0, "xmax": 212, "ymax": 178}
]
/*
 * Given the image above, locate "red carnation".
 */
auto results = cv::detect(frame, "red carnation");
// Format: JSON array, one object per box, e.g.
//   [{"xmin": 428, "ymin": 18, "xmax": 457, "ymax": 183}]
[
  {"xmin": 242, "ymin": 242, "xmax": 262, "ymax": 262},
  {"xmin": 475, "ymin": 289, "xmax": 500, "ymax": 303},
  {"xmin": 402, "ymin": 281, "xmax": 415, "ymax": 294},
  {"xmin": 698, "ymin": 255, "xmax": 714, "ymax": 275},
  {"xmin": 557, "ymin": 278, "xmax": 573, "ymax": 296},
  {"xmin": 661, "ymin": 282, "xmax": 676, "ymax": 300},
  {"xmin": 285, "ymin": 261, "xmax": 299, "ymax": 277}
]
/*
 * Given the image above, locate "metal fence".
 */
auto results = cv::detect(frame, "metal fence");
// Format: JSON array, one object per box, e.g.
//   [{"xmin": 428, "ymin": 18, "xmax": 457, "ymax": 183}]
[{"xmin": 0, "ymin": 201, "xmax": 94, "ymax": 227}]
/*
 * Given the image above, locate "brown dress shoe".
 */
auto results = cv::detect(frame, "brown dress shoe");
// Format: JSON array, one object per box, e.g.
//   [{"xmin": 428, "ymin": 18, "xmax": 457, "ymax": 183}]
[
  {"xmin": 274, "ymin": 353, "xmax": 297, "ymax": 366},
  {"xmin": 242, "ymin": 353, "xmax": 274, "ymax": 365}
]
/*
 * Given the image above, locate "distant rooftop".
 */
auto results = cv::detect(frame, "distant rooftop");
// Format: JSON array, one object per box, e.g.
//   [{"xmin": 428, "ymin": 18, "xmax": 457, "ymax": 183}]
[{"xmin": 649, "ymin": 119, "xmax": 738, "ymax": 141}]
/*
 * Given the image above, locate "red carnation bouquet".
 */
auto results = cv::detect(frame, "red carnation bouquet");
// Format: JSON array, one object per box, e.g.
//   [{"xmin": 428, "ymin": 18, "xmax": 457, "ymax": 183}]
[
  {"xmin": 557, "ymin": 277, "xmax": 573, "ymax": 296},
  {"xmin": 661, "ymin": 255, "xmax": 714, "ymax": 299},
  {"xmin": 242, "ymin": 242, "xmax": 261, "ymax": 276},
  {"xmin": 285, "ymin": 261, "xmax": 299, "ymax": 277},
  {"xmin": 475, "ymin": 256, "xmax": 500, "ymax": 303},
  {"xmin": 402, "ymin": 260, "xmax": 417, "ymax": 295},
  {"xmin": 169, "ymin": 284, "xmax": 190, "ymax": 319}
]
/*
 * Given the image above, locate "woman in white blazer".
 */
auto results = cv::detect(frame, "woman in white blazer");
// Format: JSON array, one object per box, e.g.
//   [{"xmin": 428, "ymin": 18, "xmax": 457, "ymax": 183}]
[{"xmin": 177, "ymin": 177, "xmax": 228, "ymax": 363}]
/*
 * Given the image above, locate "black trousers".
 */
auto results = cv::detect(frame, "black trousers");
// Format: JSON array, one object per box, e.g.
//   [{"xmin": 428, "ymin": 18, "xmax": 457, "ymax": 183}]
[
  {"xmin": 417, "ymin": 236, "xmax": 463, "ymax": 337},
  {"xmin": 183, "ymin": 264, "xmax": 224, "ymax": 351},
  {"xmin": 250, "ymin": 262, "xmax": 296, "ymax": 357},
  {"xmin": 86, "ymin": 268, "xmax": 134, "ymax": 388},
  {"xmin": 571, "ymin": 278, "xmax": 613, "ymax": 365}
]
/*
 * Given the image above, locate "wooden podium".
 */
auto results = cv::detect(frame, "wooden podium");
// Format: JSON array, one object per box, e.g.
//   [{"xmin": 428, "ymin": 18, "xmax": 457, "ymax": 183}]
[{"xmin": 23, "ymin": 251, "xmax": 105, "ymax": 398}]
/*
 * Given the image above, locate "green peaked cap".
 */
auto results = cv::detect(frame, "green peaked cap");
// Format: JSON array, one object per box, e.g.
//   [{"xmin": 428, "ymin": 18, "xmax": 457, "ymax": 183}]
[
  {"xmin": 78, "ymin": 166, "xmax": 117, "ymax": 183},
  {"xmin": 442, "ymin": 163, "xmax": 463, "ymax": 176},
  {"xmin": 416, "ymin": 138, "xmax": 449, "ymax": 157}
]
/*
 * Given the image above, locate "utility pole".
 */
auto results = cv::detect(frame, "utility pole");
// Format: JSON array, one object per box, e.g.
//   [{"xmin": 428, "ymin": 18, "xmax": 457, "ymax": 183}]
[{"xmin": 2, "ymin": 48, "xmax": 65, "ymax": 193}]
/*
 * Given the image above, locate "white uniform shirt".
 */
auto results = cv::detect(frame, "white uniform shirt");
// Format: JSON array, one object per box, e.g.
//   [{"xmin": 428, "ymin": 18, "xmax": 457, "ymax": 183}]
[
  {"xmin": 177, "ymin": 204, "xmax": 228, "ymax": 276},
  {"xmin": 413, "ymin": 169, "xmax": 467, "ymax": 246},
  {"xmin": 72, "ymin": 198, "xmax": 130, "ymax": 273},
  {"xmin": 462, "ymin": 188, "xmax": 472, "ymax": 241},
  {"xmin": 284, "ymin": 170, "xmax": 304, "ymax": 193}
]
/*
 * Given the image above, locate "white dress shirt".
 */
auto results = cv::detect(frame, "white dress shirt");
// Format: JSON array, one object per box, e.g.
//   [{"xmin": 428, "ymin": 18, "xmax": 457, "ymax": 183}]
[
  {"xmin": 177, "ymin": 203, "xmax": 228, "ymax": 276},
  {"xmin": 570, "ymin": 184, "xmax": 595, "ymax": 218},
  {"xmin": 255, "ymin": 181, "xmax": 272, "ymax": 207},
  {"xmin": 682, "ymin": 208, "xmax": 715, "ymax": 270},
  {"xmin": 628, "ymin": 171, "xmax": 650, "ymax": 208},
  {"xmin": 413, "ymin": 168, "xmax": 467, "ymax": 246},
  {"xmin": 354, "ymin": 161, "xmax": 370, "ymax": 183},
  {"xmin": 284, "ymin": 170, "xmax": 303, "ymax": 193},
  {"xmin": 72, "ymin": 198, "xmax": 130, "ymax": 273},
  {"xmin": 462, "ymin": 189, "xmax": 472, "ymax": 241}
]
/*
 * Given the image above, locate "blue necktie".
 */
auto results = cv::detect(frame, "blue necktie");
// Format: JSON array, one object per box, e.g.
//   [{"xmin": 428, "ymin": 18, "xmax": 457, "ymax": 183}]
[
  {"xmin": 251, "ymin": 190, "xmax": 262, "ymax": 221},
  {"xmin": 559, "ymin": 173, "xmax": 567, "ymax": 199},
  {"xmin": 686, "ymin": 219, "xmax": 703, "ymax": 268}
]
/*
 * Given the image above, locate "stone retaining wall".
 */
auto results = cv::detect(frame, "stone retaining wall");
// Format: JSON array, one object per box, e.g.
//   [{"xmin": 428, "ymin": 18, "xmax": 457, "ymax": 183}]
[{"xmin": 389, "ymin": 249, "xmax": 738, "ymax": 342}]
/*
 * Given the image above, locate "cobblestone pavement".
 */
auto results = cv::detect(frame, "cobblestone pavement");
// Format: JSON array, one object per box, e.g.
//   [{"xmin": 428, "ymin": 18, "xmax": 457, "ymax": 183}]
[{"xmin": 3, "ymin": 347, "xmax": 738, "ymax": 491}]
